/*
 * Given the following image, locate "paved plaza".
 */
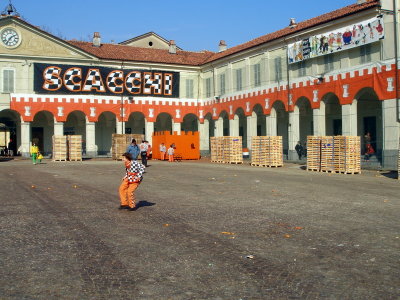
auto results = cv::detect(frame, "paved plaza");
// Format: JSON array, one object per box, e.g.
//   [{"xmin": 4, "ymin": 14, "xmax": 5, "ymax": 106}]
[{"xmin": 0, "ymin": 158, "xmax": 399, "ymax": 299}]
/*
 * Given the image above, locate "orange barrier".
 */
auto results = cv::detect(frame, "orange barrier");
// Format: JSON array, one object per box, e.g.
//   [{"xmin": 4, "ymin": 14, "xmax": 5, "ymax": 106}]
[{"xmin": 152, "ymin": 131, "xmax": 200, "ymax": 160}]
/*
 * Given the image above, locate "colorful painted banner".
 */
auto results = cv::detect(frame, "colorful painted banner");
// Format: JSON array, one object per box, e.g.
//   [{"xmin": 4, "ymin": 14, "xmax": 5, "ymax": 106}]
[
  {"xmin": 34, "ymin": 63, "xmax": 180, "ymax": 97},
  {"xmin": 288, "ymin": 17, "xmax": 384, "ymax": 64}
]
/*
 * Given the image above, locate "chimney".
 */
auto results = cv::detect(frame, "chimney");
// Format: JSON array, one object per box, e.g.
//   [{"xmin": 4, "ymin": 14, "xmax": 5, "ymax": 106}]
[
  {"xmin": 357, "ymin": 0, "xmax": 367, "ymax": 4},
  {"xmin": 92, "ymin": 32, "xmax": 101, "ymax": 47},
  {"xmin": 219, "ymin": 40, "xmax": 227, "ymax": 52},
  {"xmin": 169, "ymin": 40, "xmax": 177, "ymax": 54},
  {"xmin": 289, "ymin": 18, "xmax": 297, "ymax": 28}
]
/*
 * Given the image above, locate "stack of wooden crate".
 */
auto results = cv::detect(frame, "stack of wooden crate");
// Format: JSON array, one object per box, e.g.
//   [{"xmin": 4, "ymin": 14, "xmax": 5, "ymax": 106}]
[
  {"xmin": 307, "ymin": 135, "xmax": 361, "ymax": 174},
  {"xmin": 67, "ymin": 135, "xmax": 82, "ymax": 161},
  {"xmin": 320, "ymin": 136, "xmax": 335, "ymax": 172},
  {"xmin": 210, "ymin": 136, "xmax": 242, "ymax": 164},
  {"xmin": 334, "ymin": 136, "xmax": 361, "ymax": 174},
  {"xmin": 306, "ymin": 136, "xmax": 321, "ymax": 171},
  {"xmin": 223, "ymin": 136, "xmax": 243, "ymax": 164},
  {"xmin": 112, "ymin": 134, "xmax": 144, "ymax": 160},
  {"xmin": 52, "ymin": 135, "xmax": 67, "ymax": 161},
  {"xmin": 251, "ymin": 136, "xmax": 283, "ymax": 167}
]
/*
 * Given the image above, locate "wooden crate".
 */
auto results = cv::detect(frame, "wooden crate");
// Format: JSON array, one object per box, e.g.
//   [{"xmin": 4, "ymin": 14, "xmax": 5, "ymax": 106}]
[
  {"xmin": 306, "ymin": 136, "xmax": 321, "ymax": 171},
  {"xmin": 223, "ymin": 136, "xmax": 243, "ymax": 164},
  {"xmin": 320, "ymin": 136, "xmax": 335, "ymax": 172},
  {"xmin": 251, "ymin": 136, "xmax": 283, "ymax": 167},
  {"xmin": 210, "ymin": 136, "xmax": 242, "ymax": 164},
  {"xmin": 112, "ymin": 134, "xmax": 144, "ymax": 160},
  {"xmin": 67, "ymin": 135, "xmax": 82, "ymax": 161},
  {"xmin": 52, "ymin": 135, "xmax": 67, "ymax": 161},
  {"xmin": 334, "ymin": 136, "xmax": 361, "ymax": 174}
]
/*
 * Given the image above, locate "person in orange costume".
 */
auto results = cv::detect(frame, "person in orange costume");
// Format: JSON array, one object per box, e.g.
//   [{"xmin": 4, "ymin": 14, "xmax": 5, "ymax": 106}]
[
  {"xmin": 167, "ymin": 144, "xmax": 174, "ymax": 162},
  {"xmin": 119, "ymin": 152, "xmax": 145, "ymax": 211},
  {"xmin": 159, "ymin": 142, "xmax": 166, "ymax": 161}
]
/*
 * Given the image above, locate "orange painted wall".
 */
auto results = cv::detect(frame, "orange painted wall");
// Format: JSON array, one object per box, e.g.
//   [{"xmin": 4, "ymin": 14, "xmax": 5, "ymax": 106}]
[{"xmin": 152, "ymin": 131, "xmax": 200, "ymax": 160}]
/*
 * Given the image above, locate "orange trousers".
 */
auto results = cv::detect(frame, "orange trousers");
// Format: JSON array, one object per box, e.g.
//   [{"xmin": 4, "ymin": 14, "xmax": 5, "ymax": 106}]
[
  {"xmin": 119, "ymin": 178, "xmax": 139, "ymax": 208},
  {"xmin": 160, "ymin": 152, "xmax": 165, "ymax": 161},
  {"xmin": 168, "ymin": 154, "xmax": 174, "ymax": 162}
]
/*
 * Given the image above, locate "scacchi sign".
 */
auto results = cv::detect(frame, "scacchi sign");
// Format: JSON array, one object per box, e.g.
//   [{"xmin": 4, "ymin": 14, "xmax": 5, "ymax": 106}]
[{"xmin": 33, "ymin": 63, "xmax": 180, "ymax": 97}]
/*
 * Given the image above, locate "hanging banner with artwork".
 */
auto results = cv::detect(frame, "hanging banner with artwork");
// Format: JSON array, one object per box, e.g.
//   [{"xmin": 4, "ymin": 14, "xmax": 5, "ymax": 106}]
[
  {"xmin": 288, "ymin": 17, "xmax": 384, "ymax": 64},
  {"xmin": 33, "ymin": 63, "xmax": 180, "ymax": 98}
]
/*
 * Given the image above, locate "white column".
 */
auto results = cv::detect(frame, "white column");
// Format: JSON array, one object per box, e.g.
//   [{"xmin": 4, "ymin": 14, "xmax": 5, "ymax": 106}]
[
  {"xmin": 227, "ymin": 63, "xmax": 233, "ymax": 94},
  {"xmin": 172, "ymin": 121, "xmax": 181, "ymax": 135},
  {"xmin": 288, "ymin": 110, "xmax": 300, "ymax": 160},
  {"xmin": 145, "ymin": 120, "xmax": 154, "ymax": 144},
  {"xmin": 116, "ymin": 121, "xmax": 123, "ymax": 134},
  {"xmin": 382, "ymin": 99, "xmax": 399, "ymax": 169},
  {"xmin": 54, "ymin": 122, "xmax": 64, "ymax": 136},
  {"xmin": 86, "ymin": 122, "xmax": 97, "ymax": 157},
  {"xmin": 20, "ymin": 121, "xmax": 31, "ymax": 157},
  {"xmin": 266, "ymin": 111, "xmax": 277, "ymax": 136},
  {"xmin": 215, "ymin": 117, "xmax": 224, "ymax": 137},
  {"xmin": 342, "ymin": 100, "xmax": 357, "ymax": 136},
  {"xmin": 313, "ymin": 105, "xmax": 326, "ymax": 136},
  {"xmin": 246, "ymin": 112, "xmax": 257, "ymax": 150},
  {"xmin": 229, "ymin": 116, "xmax": 239, "ymax": 136},
  {"xmin": 199, "ymin": 120, "xmax": 210, "ymax": 153}
]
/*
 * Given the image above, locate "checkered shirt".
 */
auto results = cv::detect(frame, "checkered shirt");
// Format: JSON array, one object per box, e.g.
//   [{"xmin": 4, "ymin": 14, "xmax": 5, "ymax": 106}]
[{"xmin": 124, "ymin": 160, "xmax": 145, "ymax": 183}]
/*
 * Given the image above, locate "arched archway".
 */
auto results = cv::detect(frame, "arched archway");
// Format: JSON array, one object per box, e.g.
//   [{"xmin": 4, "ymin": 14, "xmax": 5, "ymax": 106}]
[
  {"xmin": 182, "ymin": 113, "xmax": 199, "ymax": 132},
  {"xmin": 253, "ymin": 104, "xmax": 266, "ymax": 136},
  {"xmin": 323, "ymin": 93, "xmax": 342, "ymax": 136},
  {"xmin": 126, "ymin": 112, "xmax": 145, "ymax": 135},
  {"xmin": 356, "ymin": 88, "xmax": 382, "ymax": 162},
  {"xmin": 96, "ymin": 111, "xmax": 116, "ymax": 155},
  {"xmin": 204, "ymin": 113, "xmax": 214, "ymax": 141},
  {"xmin": 0, "ymin": 109, "xmax": 20, "ymax": 155},
  {"xmin": 235, "ymin": 108, "xmax": 247, "ymax": 147},
  {"xmin": 296, "ymin": 97, "xmax": 313, "ymax": 145},
  {"xmin": 271, "ymin": 101, "xmax": 288, "ymax": 156},
  {"xmin": 65, "ymin": 111, "xmax": 86, "ymax": 153},
  {"xmin": 155, "ymin": 112, "xmax": 172, "ymax": 133},
  {"xmin": 217, "ymin": 111, "xmax": 229, "ymax": 136},
  {"xmin": 31, "ymin": 111, "xmax": 54, "ymax": 155}
]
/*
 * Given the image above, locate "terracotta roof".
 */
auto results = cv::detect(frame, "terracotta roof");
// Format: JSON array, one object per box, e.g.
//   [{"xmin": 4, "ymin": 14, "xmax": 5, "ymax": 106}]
[
  {"xmin": 203, "ymin": 0, "xmax": 380, "ymax": 63},
  {"xmin": 67, "ymin": 40, "xmax": 214, "ymax": 66}
]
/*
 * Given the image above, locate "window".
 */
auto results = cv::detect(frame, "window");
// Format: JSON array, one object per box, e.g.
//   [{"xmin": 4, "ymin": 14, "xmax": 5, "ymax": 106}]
[
  {"xmin": 236, "ymin": 69, "xmax": 242, "ymax": 91},
  {"xmin": 2, "ymin": 69, "xmax": 15, "ymax": 93},
  {"xmin": 360, "ymin": 44, "xmax": 371, "ymax": 64},
  {"xmin": 324, "ymin": 54, "xmax": 334, "ymax": 72},
  {"xmin": 205, "ymin": 78, "xmax": 211, "ymax": 98},
  {"xmin": 185, "ymin": 79, "xmax": 194, "ymax": 98},
  {"xmin": 219, "ymin": 74, "xmax": 225, "ymax": 95},
  {"xmin": 253, "ymin": 63, "xmax": 261, "ymax": 87},
  {"xmin": 274, "ymin": 57, "xmax": 282, "ymax": 81},
  {"xmin": 298, "ymin": 61, "xmax": 307, "ymax": 77}
]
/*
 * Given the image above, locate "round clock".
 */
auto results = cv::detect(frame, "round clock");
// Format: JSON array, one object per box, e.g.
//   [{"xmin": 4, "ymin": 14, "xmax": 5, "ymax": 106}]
[{"xmin": 1, "ymin": 28, "xmax": 21, "ymax": 48}]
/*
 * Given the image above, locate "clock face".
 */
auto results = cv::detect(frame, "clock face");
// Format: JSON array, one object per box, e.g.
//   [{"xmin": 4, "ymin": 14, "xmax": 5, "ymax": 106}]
[{"xmin": 1, "ymin": 28, "xmax": 20, "ymax": 47}]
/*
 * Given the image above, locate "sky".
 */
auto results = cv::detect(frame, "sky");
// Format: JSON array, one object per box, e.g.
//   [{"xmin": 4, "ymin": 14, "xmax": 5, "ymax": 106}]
[{"xmin": 7, "ymin": 0, "xmax": 358, "ymax": 52}]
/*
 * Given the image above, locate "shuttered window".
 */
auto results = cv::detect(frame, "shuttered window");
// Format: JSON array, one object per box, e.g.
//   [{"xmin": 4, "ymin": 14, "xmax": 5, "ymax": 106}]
[
  {"xmin": 219, "ymin": 74, "xmax": 225, "ymax": 95},
  {"xmin": 185, "ymin": 79, "xmax": 194, "ymax": 98},
  {"xmin": 236, "ymin": 69, "xmax": 242, "ymax": 91},
  {"xmin": 3, "ymin": 69, "xmax": 15, "ymax": 93},
  {"xmin": 254, "ymin": 63, "xmax": 261, "ymax": 87}
]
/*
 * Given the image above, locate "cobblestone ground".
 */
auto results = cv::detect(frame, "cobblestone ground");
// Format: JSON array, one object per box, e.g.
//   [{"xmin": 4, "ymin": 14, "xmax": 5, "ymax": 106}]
[{"xmin": 0, "ymin": 158, "xmax": 399, "ymax": 300}]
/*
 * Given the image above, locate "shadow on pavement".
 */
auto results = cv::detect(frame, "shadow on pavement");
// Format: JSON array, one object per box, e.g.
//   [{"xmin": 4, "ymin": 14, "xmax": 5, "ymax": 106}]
[
  {"xmin": 380, "ymin": 171, "xmax": 398, "ymax": 180},
  {"xmin": 136, "ymin": 200, "xmax": 156, "ymax": 209}
]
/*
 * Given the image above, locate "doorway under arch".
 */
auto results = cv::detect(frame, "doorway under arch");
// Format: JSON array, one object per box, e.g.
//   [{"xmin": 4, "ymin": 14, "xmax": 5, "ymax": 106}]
[
  {"xmin": 31, "ymin": 110, "xmax": 54, "ymax": 155},
  {"xmin": 96, "ymin": 111, "xmax": 116, "ymax": 155}
]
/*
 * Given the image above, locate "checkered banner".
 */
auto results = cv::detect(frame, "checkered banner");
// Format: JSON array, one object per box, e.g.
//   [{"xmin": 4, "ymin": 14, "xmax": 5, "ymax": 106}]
[{"xmin": 34, "ymin": 63, "xmax": 180, "ymax": 98}]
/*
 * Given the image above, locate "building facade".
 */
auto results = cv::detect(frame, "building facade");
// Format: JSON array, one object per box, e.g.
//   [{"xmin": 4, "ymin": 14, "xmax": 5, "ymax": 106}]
[{"xmin": 0, "ymin": 0, "xmax": 399, "ymax": 169}]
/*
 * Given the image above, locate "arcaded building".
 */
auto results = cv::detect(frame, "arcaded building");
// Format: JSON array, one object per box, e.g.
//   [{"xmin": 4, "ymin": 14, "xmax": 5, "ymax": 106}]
[{"xmin": 0, "ymin": 0, "xmax": 399, "ymax": 169}]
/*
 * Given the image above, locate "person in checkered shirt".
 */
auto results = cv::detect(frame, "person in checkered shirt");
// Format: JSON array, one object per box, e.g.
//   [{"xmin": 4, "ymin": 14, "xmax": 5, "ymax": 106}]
[{"xmin": 118, "ymin": 152, "xmax": 145, "ymax": 211}]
